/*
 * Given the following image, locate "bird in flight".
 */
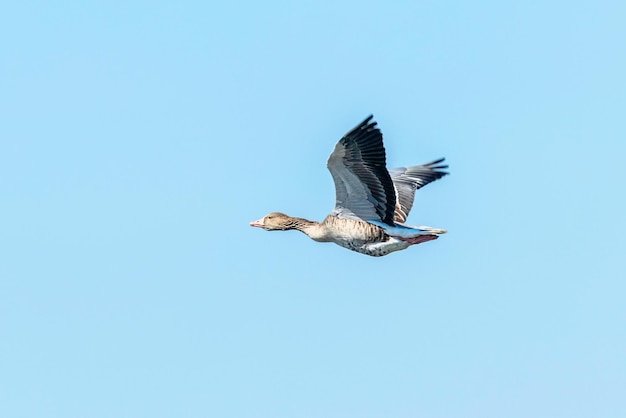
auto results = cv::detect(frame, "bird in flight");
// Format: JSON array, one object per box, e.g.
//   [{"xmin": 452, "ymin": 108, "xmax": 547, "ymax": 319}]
[{"xmin": 250, "ymin": 115, "xmax": 448, "ymax": 257}]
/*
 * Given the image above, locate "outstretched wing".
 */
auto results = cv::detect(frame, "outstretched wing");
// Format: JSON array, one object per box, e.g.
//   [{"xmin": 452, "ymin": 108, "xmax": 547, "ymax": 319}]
[
  {"xmin": 389, "ymin": 158, "xmax": 449, "ymax": 223},
  {"xmin": 327, "ymin": 115, "xmax": 397, "ymax": 226}
]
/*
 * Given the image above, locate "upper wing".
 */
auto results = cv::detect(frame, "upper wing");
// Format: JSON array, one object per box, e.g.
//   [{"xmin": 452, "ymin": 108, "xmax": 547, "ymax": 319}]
[
  {"xmin": 327, "ymin": 115, "xmax": 397, "ymax": 226},
  {"xmin": 389, "ymin": 158, "xmax": 449, "ymax": 223}
]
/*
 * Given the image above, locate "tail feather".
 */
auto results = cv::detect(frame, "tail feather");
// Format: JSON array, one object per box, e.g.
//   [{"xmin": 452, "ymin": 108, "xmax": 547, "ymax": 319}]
[
  {"xmin": 370, "ymin": 221, "xmax": 447, "ymax": 239},
  {"xmin": 411, "ymin": 225, "xmax": 447, "ymax": 234}
]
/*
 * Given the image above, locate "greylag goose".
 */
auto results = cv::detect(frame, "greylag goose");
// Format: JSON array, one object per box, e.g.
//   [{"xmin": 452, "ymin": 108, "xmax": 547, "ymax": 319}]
[{"xmin": 250, "ymin": 115, "xmax": 448, "ymax": 257}]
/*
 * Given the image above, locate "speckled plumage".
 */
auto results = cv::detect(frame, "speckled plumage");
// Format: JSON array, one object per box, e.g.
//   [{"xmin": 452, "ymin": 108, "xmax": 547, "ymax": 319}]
[{"xmin": 250, "ymin": 115, "xmax": 448, "ymax": 257}]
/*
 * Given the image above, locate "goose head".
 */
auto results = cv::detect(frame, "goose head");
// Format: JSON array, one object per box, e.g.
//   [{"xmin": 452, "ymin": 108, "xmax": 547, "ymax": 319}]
[{"xmin": 249, "ymin": 212, "xmax": 293, "ymax": 231}]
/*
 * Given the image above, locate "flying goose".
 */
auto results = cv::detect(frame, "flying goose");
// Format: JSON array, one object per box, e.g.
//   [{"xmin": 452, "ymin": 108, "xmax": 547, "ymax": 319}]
[{"xmin": 250, "ymin": 115, "xmax": 448, "ymax": 257}]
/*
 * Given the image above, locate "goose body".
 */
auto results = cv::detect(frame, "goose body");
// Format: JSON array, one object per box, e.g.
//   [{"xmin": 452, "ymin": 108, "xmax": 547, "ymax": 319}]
[{"xmin": 250, "ymin": 115, "xmax": 448, "ymax": 257}]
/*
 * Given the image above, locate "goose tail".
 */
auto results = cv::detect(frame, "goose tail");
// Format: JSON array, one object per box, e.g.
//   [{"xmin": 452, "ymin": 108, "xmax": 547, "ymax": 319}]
[
  {"xmin": 412, "ymin": 225, "xmax": 447, "ymax": 235},
  {"xmin": 370, "ymin": 221, "xmax": 447, "ymax": 238}
]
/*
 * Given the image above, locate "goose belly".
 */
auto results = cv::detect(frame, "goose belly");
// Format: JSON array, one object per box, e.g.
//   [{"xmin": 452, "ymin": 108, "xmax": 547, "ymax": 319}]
[
  {"xmin": 318, "ymin": 216, "xmax": 407, "ymax": 256},
  {"xmin": 333, "ymin": 237, "xmax": 410, "ymax": 257}
]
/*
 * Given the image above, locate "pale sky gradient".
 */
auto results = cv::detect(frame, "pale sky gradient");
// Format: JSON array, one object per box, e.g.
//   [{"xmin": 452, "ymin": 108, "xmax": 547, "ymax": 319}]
[{"xmin": 2, "ymin": 1, "xmax": 625, "ymax": 417}]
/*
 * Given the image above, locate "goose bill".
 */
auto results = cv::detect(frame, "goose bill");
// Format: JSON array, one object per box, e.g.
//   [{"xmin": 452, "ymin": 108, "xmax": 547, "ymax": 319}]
[{"xmin": 249, "ymin": 219, "xmax": 264, "ymax": 228}]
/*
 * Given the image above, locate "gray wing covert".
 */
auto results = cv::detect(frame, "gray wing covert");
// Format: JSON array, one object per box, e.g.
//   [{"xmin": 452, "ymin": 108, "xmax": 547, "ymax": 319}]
[{"xmin": 327, "ymin": 115, "xmax": 397, "ymax": 226}]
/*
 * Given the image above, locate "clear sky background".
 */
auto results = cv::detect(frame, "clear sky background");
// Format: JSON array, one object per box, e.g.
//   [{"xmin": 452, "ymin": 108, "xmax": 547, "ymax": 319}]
[{"xmin": 2, "ymin": 1, "xmax": 625, "ymax": 417}]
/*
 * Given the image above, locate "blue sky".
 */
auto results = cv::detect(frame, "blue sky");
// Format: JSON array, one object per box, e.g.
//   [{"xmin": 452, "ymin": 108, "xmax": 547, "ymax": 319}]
[{"xmin": 1, "ymin": 1, "xmax": 625, "ymax": 417}]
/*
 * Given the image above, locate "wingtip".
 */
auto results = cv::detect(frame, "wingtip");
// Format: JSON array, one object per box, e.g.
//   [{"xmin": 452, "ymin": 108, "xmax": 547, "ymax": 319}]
[
  {"xmin": 359, "ymin": 114, "xmax": 375, "ymax": 128},
  {"xmin": 425, "ymin": 158, "xmax": 450, "ymax": 175},
  {"xmin": 343, "ymin": 114, "xmax": 380, "ymax": 140}
]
